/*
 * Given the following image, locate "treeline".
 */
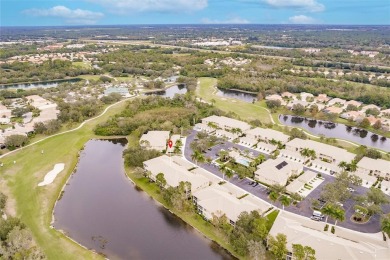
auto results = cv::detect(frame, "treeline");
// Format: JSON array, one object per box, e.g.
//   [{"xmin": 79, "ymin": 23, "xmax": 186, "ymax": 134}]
[
  {"xmin": 94, "ymin": 95, "xmax": 221, "ymax": 136},
  {"xmin": 0, "ymin": 60, "xmax": 94, "ymax": 84},
  {"xmin": 293, "ymin": 59, "xmax": 390, "ymax": 74},
  {"xmin": 218, "ymin": 73, "xmax": 390, "ymax": 108}
]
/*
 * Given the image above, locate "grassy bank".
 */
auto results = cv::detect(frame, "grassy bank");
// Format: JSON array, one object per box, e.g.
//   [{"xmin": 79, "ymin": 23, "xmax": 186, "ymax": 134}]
[
  {"xmin": 197, "ymin": 77, "xmax": 272, "ymax": 124},
  {"xmin": 0, "ymin": 99, "xmax": 130, "ymax": 259}
]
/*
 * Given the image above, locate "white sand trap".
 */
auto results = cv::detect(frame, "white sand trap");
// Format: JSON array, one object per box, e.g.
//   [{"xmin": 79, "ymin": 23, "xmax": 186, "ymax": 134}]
[{"xmin": 38, "ymin": 163, "xmax": 65, "ymax": 187}]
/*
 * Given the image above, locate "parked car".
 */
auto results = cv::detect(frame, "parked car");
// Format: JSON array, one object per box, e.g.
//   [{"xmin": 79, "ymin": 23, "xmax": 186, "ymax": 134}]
[
  {"xmin": 253, "ymin": 182, "xmax": 259, "ymax": 187},
  {"xmin": 249, "ymin": 181, "xmax": 255, "ymax": 185},
  {"xmin": 310, "ymin": 216, "xmax": 322, "ymax": 221}
]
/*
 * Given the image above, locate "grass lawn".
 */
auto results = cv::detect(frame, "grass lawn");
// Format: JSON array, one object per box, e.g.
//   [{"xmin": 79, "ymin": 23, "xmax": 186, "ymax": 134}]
[
  {"xmin": 265, "ymin": 210, "xmax": 279, "ymax": 232},
  {"xmin": 197, "ymin": 77, "xmax": 272, "ymax": 124},
  {"xmin": 0, "ymin": 99, "xmax": 130, "ymax": 260},
  {"xmin": 72, "ymin": 61, "xmax": 91, "ymax": 69}
]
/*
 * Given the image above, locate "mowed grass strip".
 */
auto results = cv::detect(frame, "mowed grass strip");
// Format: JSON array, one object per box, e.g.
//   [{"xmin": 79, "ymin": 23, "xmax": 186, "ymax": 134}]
[
  {"xmin": 197, "ymin": 77, "xmax": 272, "ymax": 124},
  {"xmin": 1, "ymin": 100, "xmax": 129, "ymax": 259}
]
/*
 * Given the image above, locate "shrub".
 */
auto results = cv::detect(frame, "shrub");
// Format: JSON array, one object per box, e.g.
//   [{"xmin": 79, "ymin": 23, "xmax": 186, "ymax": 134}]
[
  {"xmin": 331, "ymin": 226, "xmax": 335, "ymax": 234},
  {"xmin": 324, "ymin": 224, "xmax": 329, "ymax": 231}
]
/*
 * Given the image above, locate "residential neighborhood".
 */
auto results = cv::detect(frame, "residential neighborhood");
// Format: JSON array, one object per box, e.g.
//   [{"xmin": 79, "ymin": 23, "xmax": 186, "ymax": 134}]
[{"xmin": 139, "ymin": 114, "xmax": 390, "ymax": 260}]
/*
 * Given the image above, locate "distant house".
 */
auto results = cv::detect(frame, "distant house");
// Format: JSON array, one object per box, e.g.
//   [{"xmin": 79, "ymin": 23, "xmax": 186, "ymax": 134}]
[
  {"xmin": 281, "ymin": 92, "xmax": 296, "ymax": 100},
  {"xmin": 266, "ymin": 94, "xmax": 286, "ymax": 105},
  {"xmin": 254, "ymin": 158, "xmax": 303, "ymax": 186},
  {"xmin": 357, "ymin": 157, "xmax": 390, "ymax": 180},
  {"xmin": 323, "ymin": 106, "xmax": 343, "ymax": 115},
  {"xmin": 245, "ymin": 127, "xmax": 290, "ymax": 144},
  {"xmin": 314, "ymin": 94, "xmax": 330, "ymax": 103},
  {"xmin": 139, "ymin": 131, "xmax": 170, "ymax": 152},
  {"xmin": 340, "ymin": 111, "xmax": 365, "ymax": 121},
  {"xmin": 327, "ymin": 98, "xmax": 346, "ymax": 106},
  {"xmin": 256, "ymin": 142, "xmax": 277, "ymax": 154},
  {"xmin": 201, "ymin": 115, "xmax": 251, "ymax": 132},
  {"xmin": 300, "ymin": 92, "xmax": 314, "ymax": 101},
  {"xmin": 0, "ymin": 105, "xmax": 11, "ymax": 118},
  {"xmin": 344, "ymin": 100, "xmax": 362, "ymax": 109},
  {"xmin": 361, "ymin": 104, "xmax": 381, "ymax": 113},
  {"xmin": 285, "ymin": 138, "xmax": 355, "ymax": 165},
  {"xmin": 287, "ymin": 100, "xmax": 310, "ymax": 110}
]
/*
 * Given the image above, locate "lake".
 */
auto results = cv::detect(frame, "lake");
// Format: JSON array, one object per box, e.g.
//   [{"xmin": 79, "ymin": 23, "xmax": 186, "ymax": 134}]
[
  {"xmin": 53, "ymin": 139, "xmax": 232, "ymax": 259},
  {"xmin": 145, "ymin": 85, "xmax": 187, "ymax": 98},
  {"xmin": 279, "ymin": 115, "xmax": 390, "ymax": 152},
  {"xmin": 0, "ymin": 78, "xmax": 81, "ymax": 90},
  {"xmin": 216, "ymin": 88, "xmax": 257, "ymax": 103}
]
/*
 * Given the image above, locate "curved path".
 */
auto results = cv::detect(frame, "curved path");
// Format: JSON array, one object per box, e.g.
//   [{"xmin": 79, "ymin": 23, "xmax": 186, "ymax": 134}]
[{"xmin": 0, "ymin": 95, "xmax": 136, "ymax": 159}]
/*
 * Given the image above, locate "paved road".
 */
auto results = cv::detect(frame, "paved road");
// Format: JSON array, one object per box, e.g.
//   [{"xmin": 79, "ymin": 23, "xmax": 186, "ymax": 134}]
[{"xmin": 184, "ymin": 129, "xmax": 390, "ymax": 233}]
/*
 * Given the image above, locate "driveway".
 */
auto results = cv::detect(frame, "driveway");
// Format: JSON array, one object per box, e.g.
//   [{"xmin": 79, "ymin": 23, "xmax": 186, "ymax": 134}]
[{"xmin": 184, "ymin": 129, "xmax": 390, "ymax": 233}]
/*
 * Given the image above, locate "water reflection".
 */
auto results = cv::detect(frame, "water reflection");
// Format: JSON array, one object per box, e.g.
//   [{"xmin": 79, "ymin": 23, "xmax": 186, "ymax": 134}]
[
  {"xmin": 145, "ymin": 85, "xmax": 187, "ymax": 98},
  {"xmin": 216, "ymin": 89, "xmax": 257, "ymax": 103},
  {"xmin": 54, "ymin": 139, "xmax": 233, "ymax": 259},
  {"xmin": 280, "ymin": 115, "xmax": 389, "ymax": 152}
]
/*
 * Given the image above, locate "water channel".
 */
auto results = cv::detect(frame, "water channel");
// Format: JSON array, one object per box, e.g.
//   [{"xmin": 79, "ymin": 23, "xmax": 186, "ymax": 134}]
[
  {"xmin": 279, "ymin": 115, "xmax": 390, "ymax": 152},
  {"xmin": 53, "ymin": 139, "xmax": 232, "ymax": 259},
  {"xmin": 0, "ymin": 78, "xmax": 81, "ymax": 90}
]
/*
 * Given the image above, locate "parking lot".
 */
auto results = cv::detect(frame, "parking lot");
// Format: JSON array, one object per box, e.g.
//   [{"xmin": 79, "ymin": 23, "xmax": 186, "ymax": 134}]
[{"xmin": 184, "ymin": 129, "xmax": 390, "ymax": 233}]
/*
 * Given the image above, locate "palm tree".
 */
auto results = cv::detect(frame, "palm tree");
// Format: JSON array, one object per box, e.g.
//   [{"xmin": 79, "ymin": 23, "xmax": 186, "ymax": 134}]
[
  {"xmin": 219, "ymin": 164, "xmax": 228, "ymax": 180},
  {"xmin": 333, "ymin": 208, "xmax": 345, "ymax": 227},
  {"xmin": 338, "ymin": 161, "xmax": 348, "ymax": 171},
  {"xmin": 300, "ymin": 148, "xmax": 316, "ymax": 161},
  {"xmin": 279, "ymin": 195, "xmax": 291, "ymax": 211},
  {"xmin": 269, "ymin": 191, "xmax": 279, "ymax": 202},
  {"xmin": 321, "ymin": 204, "xmax": 334, "ymax": 223},
  {"xmin": 191, "ymin": 150, "xmax": 205, "ymax": 165},
  {"xmin": 348, "ymin": 161, "xmax": 358, "ymax": 172},
  {"xmin": 381, "ymin": 214, "xmax": 390, "ymax": 237}
]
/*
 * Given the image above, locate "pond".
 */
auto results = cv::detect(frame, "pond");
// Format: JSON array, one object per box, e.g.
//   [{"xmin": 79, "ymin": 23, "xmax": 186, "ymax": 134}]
[
  {"xmin": 0, "ymin": 78, "xmax": 81, "ymax": 90},
  {"xmin": 216, "ymin": 88, "xmax": 257, "ymax": 103},
  {"xmin": 145, "ymin": 85, "xmax": 187, "ymax": 98},
  {"xmin": 279, "ymin": 115, "xmax": 390, "ymax": 152},
  {"xmin": 53, "ymin": 139, "xmax": 232, "ymax": 260}
]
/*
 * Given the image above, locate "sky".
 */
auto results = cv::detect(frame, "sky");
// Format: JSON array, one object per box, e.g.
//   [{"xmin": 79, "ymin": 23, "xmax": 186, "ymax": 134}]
[{"xmin": 1, "ymin": 0, "xmax": 389, "ymax": 26}]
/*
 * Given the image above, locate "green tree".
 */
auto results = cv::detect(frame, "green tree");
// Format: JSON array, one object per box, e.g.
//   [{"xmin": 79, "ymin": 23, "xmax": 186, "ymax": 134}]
[
  {"xmin": 191, "ymin": 150, "xmax": 205, "ymax": 165},
  {"xmin": 292, "ymin": 244, "xmax": 316, "ymax": 260},
  {"xmin": 381, "ymin": 214, "xmax": 390, "ymax": 237},
  {"xmin": 268, "ymin": 233, "xmax": 288, "ymax": 260},
  {"xmin": 156, "ymin": 173, "xmax": 167, "ymax": 189},
  {"xmin": 0, "ymin": 193, "xmax": 6, "ymax": 212},
  {"xmin": 4, "ymin": 135, "xmax": 28, "ymax": 149},
  {"xmin": 300, "ymin": 148, "xmax": 316, "ymax": 160},
  {"xmin": 269, "ymin": 191, "xmax": 279, "ymax": 202},
  {"xmin": 279, "ymin": 195, "xmax": 291, "ymax": 211},
  {"xmin": 359, "ymin": 118, "xmax": 371, "ymax": 128},
  {"xmin": 247, "ymin": 240, "xmax": 266, "ymax": 260}
]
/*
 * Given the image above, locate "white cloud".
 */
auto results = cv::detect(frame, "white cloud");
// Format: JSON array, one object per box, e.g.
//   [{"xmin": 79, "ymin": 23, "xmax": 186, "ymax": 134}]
[
  {"xmin": 263, "ymin": 0, "xmax": 325, "ymax": 12},
  {"xmin": 201, "ymin": 16, "xmax": 250, "ymax": 24},
  {"xmin": 288, "ymin": 15, "xmax": 318, "ymax": 24},
  {"xmin": 87, "ymin": 0, "xmax": 208, "ymax": 13},
  {"xmin": 23, "ymin": 6, "xmax": 104, "ymax": 24}
]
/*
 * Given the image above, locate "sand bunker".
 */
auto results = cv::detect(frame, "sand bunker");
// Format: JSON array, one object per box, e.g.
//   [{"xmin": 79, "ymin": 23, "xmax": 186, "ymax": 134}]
[{"xmin": 38, "ymin": 163, "xmax": 65, "ymax": 187}]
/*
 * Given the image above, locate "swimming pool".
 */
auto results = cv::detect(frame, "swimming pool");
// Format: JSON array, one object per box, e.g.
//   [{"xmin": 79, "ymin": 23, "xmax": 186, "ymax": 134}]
[{"xmin": 236, "ymin": 157, "xmax": 251, "ymax": 167}]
